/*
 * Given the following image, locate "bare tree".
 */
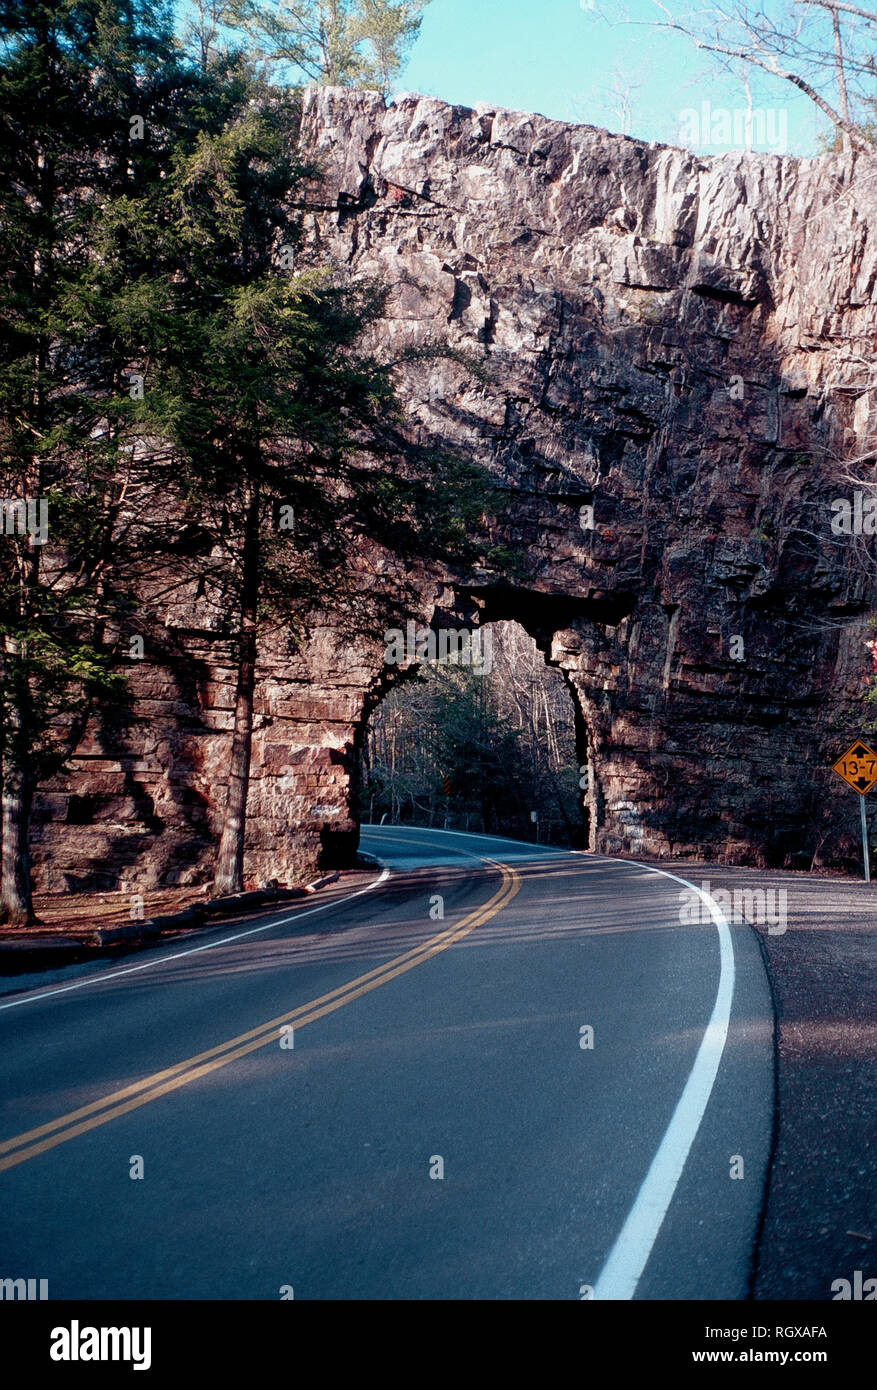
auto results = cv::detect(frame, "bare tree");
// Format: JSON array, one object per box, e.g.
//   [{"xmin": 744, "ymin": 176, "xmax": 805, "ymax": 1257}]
[
  {"xmin": 575, "ymin": 62, "xmax": 647, "ymax": 138},
  {"xmin": 623, "ymin": 0, "xmax": 877, "ymax": 149}
]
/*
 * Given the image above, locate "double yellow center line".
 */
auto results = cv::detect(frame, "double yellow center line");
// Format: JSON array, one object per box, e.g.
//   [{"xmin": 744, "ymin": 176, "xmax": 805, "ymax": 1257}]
[{"xmin": 0, "ymin": 856, "xmax": 520, "ymax": 1174}]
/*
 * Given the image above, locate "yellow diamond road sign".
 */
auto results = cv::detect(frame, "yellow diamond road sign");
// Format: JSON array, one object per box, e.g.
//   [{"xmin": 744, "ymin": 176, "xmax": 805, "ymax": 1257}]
[{"xmin": 832, "ymin": 740, "xmax": 877, "ymax": 795}]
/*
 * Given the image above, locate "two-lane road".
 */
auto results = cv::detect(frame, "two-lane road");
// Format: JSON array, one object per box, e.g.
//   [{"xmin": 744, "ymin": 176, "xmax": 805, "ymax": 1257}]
[{"xmin": 0, "ymin": 828, "xmax": 774, "ymax": 1299}]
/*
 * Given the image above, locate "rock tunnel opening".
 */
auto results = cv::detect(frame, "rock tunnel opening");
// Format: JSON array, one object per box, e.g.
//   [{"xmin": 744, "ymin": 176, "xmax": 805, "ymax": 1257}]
[{"xmin": 355, "ymin": 619, "xmax": 589, "ymax": 848}]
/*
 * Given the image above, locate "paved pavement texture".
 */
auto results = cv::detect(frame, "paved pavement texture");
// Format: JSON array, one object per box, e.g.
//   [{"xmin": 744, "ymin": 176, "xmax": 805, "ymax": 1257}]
[
  {"xmin": 631, "ymin": 858, "xmax": 876, "ymax": 1301},
  {"xmin": 0, "ymin": 828, "xmax": 777, "ymax": 1300}
]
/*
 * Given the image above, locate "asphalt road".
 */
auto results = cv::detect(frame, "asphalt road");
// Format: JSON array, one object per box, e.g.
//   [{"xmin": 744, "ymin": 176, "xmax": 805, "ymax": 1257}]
[{"xmin": 0, "ymin": 828, "xmax": 774, "ymax": 1300}]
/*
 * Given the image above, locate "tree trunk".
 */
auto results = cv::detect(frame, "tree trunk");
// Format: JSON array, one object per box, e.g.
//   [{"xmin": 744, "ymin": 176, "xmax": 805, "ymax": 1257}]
[
  {"xmin": 0, "ymin": 136, "xmax": 53, "ymax": 925},
  {"xmin": 0, "ymin": 666, "xmax": 35, "ymax": 924},
  {"xmin": 213, "ymin": 490, "xmax": 261, "ymax": 895},
  {"xmin": 832, "ymin": 9, "xmax": 853, "ymax": 154}
]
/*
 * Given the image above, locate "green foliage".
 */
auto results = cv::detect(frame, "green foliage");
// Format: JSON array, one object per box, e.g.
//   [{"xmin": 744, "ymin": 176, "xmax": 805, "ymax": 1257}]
[
  {"xmin": 108, "ymin": 93, "xmax": 503, "ymax": 643},
  {"xmin": 0, "ymin": 0, "xmax": 208, "ymax": 790},
  {"xmin": 362, "ymin": 665, "xmax": 522, "ymax": 835},
  {"xmin": 0, "ymin": 0, "xmax": 511, "ymax": 911},
  {"xmin": 349, "ymin": 0, "xmax": 429, "ymax": 94},
  {"xmin": 182, "ymin": 0, "xmax": 430, "ymax": 93}
]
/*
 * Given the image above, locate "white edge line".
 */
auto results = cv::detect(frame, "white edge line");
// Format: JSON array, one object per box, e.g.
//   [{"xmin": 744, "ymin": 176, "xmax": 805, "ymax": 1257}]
[
  {"xmin": 1, "ymin": 824, "xmax": 735, "ymax": 1285},
  {"xmin": 0, "ymin": 867, "xmax": 390, "ymax": 1012},
  {"xmin": 590, "ymin": 857, "xmax": 736, "ymax": 1301},
  {"xmin": 366, "ymin": 829, "xmax": 737, "ymax": 1302},
  {"xmin": 2, "ymin": 827, "xmax": 733, "ymax": 1297}
]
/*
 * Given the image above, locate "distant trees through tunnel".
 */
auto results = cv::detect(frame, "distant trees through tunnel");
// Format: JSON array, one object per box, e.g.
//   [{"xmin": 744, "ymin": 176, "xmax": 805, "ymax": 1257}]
[{"xmin": 358, "ymin": 621, "xmax": 587, "ymax": 847}]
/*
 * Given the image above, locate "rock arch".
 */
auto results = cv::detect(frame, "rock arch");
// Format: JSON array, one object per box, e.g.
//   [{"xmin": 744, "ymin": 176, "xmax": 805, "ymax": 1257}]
[{"xmin": 34, "ymin": 89, "xmax": 877, "ymax": 890}]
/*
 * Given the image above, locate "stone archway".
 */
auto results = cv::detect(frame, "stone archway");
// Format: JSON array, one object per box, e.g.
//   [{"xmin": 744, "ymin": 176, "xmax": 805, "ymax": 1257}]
[
  {"xmin": 353, "ymin": 612, "xmax": 587, "ymax": 847},
  {"xmin": 31, "ymin": 89, "xmax": 877, "ymax": 892},
  {"xmin": 290, "ymin": 87, "xmax": 877, "ymax": 874}
]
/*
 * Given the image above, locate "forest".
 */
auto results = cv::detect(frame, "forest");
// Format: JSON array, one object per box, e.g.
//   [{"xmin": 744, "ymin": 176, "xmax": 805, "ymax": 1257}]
[{"xmin": 359, "ymin": 621, "xmax": 586, "ymax": 846}]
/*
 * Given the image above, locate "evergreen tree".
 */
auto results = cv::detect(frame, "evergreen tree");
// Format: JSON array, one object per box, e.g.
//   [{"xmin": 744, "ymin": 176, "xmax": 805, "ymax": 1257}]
[
  {"xmin": 0, "ymin": 0, "xmax": 211, "ymax": 922},
  {"xmin": 122, "ymin": 89, "xmax": 496, "ymax": 891},
  {"xmin": 0, "ymin": 4, "xmax": 500, "ymax": 912}
]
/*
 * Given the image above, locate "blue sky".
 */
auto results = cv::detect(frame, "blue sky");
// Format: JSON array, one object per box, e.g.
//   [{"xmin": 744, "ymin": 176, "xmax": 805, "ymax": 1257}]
[
  {"xmin": 396, "ymin": 0, "xmax": 828, "ymax": 155},
  {"xmin": 172, "ymin": 0, "xmax": 835, "ymax": 156}
]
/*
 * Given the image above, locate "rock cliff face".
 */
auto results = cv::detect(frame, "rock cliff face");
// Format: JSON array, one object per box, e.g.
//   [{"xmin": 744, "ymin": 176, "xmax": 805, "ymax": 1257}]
[{"xmin": 34, "ymin": 89, "xmax": 877, "ymax": 891}]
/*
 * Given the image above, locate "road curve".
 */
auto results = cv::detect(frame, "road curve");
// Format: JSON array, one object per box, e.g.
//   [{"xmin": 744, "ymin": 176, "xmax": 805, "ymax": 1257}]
[{"xmin": 0, "ymin": 828, "xmax": 774, "ymax": 1300}]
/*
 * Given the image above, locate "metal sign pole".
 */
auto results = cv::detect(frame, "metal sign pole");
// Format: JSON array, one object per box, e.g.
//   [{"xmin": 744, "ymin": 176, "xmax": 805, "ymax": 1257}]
[{"xmin": 831, "ymin": 742, "xmax": 877, "ymax": 882}]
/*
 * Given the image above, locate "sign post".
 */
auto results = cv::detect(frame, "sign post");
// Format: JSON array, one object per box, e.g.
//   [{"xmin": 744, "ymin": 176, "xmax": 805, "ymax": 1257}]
[{"xmin": 831, "ymin": 740, "xmax": 877, "ymax": 882}]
